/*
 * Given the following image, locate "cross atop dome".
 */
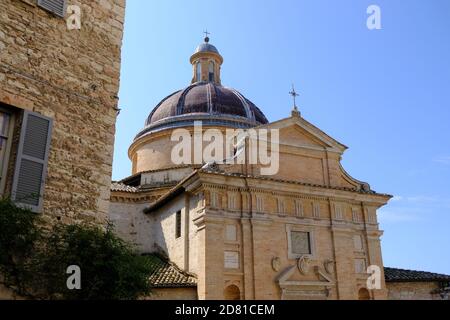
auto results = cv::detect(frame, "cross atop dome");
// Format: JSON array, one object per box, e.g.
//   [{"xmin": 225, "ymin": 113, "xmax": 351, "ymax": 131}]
[{"xmin": 203, "ymin": 29, "xmax": 210, "ymax": 43}]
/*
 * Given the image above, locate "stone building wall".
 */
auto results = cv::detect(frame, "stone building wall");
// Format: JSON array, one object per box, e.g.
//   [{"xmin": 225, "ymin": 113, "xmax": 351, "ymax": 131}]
[
  {"xmin": 387, "ymin": 282, "xmax": 442, "ymax": 300},
  {"xmin": 116, "ymin": 116, "xmax": 391, "ymax": 300},
  {"xmin": 0, "ymin": 0, "xmax": 126, "ymax": 224},
  {"xmin": 145, "ymin": 287, "xmax": 198, "ymax": 300},
  {"xmin": 151, "ymin": 195, "xmax": 187, "ymax": 268},
  {"xmin": 185, "ymin": 166, "xmax": 389, "ymax": 300},
  {"xmin": 110, "ymin": 192, "xmax": 199, "ymax": 270},
  {"xmin": 150, "ymin": 193, "xmax": 203, "ymax": 275},
  {"xmin": 109, "ymin": 201, "xmax": 151, "ymax": 251},
  {"xmin": 130, "ymin": 127, "xmax": 240, "ymax": 174}
]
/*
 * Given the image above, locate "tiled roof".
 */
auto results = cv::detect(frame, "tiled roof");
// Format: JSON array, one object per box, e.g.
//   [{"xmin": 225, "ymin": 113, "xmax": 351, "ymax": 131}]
[
  {"xmin": 118, "ymin": 165, "xmax": 199, "ymax": 185},
  {"xmin": 385, "ymin": 267, "xmax": 450, "ymax": 283},
  {"xmin": 111, "ymin": 182, "xmax": 139, "ymax": 193},
  {"xmin": 144, "ymin": 254, "xmax": 197, "ymax": 288}
]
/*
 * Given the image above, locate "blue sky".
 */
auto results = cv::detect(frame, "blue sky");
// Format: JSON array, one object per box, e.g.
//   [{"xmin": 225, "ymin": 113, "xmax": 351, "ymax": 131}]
[{"xmin": 113, "ymin": 0, "xmax": 450, "ymax": 274}]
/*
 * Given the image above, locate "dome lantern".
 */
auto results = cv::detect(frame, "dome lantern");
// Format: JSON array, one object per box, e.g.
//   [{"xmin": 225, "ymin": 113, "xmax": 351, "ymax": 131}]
[
  {"xmin": 190, "ymin": 33, "xmax": 223, "ymax": 85},
  {"xmin": 132, "ymin": 34, "xmax": 269, "ymax": 142}
]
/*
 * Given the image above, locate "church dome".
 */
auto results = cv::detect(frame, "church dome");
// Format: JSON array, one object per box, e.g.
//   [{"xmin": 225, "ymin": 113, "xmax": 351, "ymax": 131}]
[
  {"xmin": 135, "ymin": 82, "xmax": 268, "ymax": 139},
  {"xmin": 195, "ymin": 42, "xmax": 219, "ymax": 54},
  {"xmin": 134, "ymin": 35, "xmax": 269, "ymax": 140}
]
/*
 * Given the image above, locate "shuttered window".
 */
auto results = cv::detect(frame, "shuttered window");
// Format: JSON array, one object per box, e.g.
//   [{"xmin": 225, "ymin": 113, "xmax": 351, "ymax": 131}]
[
  {"xmin": 37, "ymin": 0, "xmax": 67, "ymax": 18},
  {"xmin": 11, "ymin": 111, "xmax": 53, "ymax": 213}
]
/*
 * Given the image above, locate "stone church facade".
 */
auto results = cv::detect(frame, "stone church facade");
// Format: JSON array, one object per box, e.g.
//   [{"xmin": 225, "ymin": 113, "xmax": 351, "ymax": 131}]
[
  {"xmin": 110, "ymin": 36, "xmax": 393, "ymax": 300},
  {"xmin": 1, "ymin": 0, "xmax": 448, "ymax": 301}
]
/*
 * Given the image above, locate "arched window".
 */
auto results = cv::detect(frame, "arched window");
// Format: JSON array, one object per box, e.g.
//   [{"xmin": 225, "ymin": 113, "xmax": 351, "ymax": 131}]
[
  {"xmin": 224, "ymin": 285, "xmax": 240, "ymax": 300},
  {"xmin": 208, "ymin": 61, "xmax": 215, "ymax": 82},
  {"xmin": 196, "ymin": 62, "xmax": 202, "ymax": 82},
  {"xmin": 358, "ymin": 288, "xmax": 371, "ymax": 300}
]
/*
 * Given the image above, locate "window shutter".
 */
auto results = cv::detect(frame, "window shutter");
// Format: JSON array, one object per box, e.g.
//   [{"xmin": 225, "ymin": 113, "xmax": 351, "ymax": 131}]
[
  {"xmin": 11, "ymin": 111, "xmax": 53, "ymax": 213},
  {"xmin": 37, "ymin": 0, "xmax": 67, "ymax": 18}
]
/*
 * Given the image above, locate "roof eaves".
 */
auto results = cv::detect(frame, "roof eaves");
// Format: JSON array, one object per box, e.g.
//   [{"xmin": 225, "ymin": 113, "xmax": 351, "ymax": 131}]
[
  {"xmin": 384, "ymin": 267, "xmax": 450, "ymax": 283},
  {"xmin": 110, "ymin": 182, "xmax": 139, "ymax": 193},
  {"xmin": 143, "ymin": 170, "xmax": 199, "ymax": 214}
]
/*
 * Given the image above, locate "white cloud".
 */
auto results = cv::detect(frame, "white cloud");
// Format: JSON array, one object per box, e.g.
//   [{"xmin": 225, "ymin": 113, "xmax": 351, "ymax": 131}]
[
  {"xmin": 433, "ymin": 156, "xmax": 450, "ymax": 165},
  {"xmin": 379, "ymin": 194, "xmax": 450, "ymax": 224},
  {"xmin": 390, "ymin": 195, "xmax": 448, "ymax": 204},
  {"xmin": 378, "ymin": 209, "xmax": 420, "ymax": 223},
  {"xmin": 405, "ymin": 196, "xmax": 439, "ymax": 202}
]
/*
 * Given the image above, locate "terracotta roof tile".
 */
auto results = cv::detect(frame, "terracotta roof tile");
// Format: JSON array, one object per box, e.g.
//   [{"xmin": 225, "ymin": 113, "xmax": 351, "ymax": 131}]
[
  {"xmin": 385, "ymin": 267, "xmax": 450, "ymax": 282},
  {"xmin": 144, "ymin": 254, "xmax": 197, "ymax": 288},
  {"xmin": 110, "ymin": 182, "xmax": 139, "ymax": 193}
]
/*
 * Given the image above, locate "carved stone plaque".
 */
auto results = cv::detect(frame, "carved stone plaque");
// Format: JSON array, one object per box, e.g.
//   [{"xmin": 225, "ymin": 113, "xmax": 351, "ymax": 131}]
[
  {"xmin": 224, "ymin": 251, "xmax": 239, "ymax": 269},
  {"xmin": 291, "ymin": 231, "xmax": 311, "ymax": 255},
  {"xmin": 353, "ymin": 235, "xmax": 363, "ymax": 251}
]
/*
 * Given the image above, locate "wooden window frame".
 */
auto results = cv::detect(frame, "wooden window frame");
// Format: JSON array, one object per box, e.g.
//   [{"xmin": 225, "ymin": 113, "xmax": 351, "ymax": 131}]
[{"xmin": 0, "ymin": 106, "xmax": 16, "ymax": 196}]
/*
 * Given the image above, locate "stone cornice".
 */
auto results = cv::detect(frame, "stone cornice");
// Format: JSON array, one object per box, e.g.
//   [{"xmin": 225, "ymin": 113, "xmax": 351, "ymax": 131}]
[{"xmin": 200, "ymin": 173, "xmax": 391, "ymax": 206}]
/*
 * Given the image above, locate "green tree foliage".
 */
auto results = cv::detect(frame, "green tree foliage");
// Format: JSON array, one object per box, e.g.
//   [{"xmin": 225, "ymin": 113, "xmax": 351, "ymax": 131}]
[
  {"xmin": 0, "ymin": 199, "xmax": 40, "ymax": 295},
  {"xmin": 0, "ymin": 199, "xmax": 152, "ymax": 300}
]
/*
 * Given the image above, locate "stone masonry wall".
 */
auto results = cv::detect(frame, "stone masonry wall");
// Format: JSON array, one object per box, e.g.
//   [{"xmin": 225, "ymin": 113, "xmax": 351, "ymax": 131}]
[
  {"xmin": 145, "ymin": 287, "xmax": 198, "ymax": 300},
  {"xmin": 0, "ymin": 0, "xmax": 126, "ymax": 224},
  {"xmin": 387, "ymin": 282, "xmax": 442, "ymax": 300},
  {"xmin": 197, "ymin": 173, "xmax": 389, "ymax": 300}
]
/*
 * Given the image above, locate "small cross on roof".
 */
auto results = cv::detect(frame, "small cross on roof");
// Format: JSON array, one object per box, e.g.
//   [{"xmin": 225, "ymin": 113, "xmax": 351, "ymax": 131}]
[{"xmin": 289, "ymin": 84, "xmax": 299, "ymax": 108}]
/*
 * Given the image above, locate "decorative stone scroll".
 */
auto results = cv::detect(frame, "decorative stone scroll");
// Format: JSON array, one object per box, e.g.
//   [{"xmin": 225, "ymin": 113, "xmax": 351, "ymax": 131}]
[
  {"xmin": 297, "ymin": 255, "xmax": 311, "ymax": 275},
  {"xmin": 324, "ymin": 259, "xmax": 335, "ymax": 275},
  {"xmin": 272, "ymin": 257, "xmax": 281, "ymax": 272}
]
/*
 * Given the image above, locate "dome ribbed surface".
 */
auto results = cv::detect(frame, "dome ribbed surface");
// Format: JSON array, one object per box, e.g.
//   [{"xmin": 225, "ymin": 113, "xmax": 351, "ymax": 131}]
[
  {"xmin": 195, "ymin": 42, "xmax": 219, "ymax": 54},
  {"xmin": 145, "ymin": 82, "xmax": 268, "ymax": 127}
]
